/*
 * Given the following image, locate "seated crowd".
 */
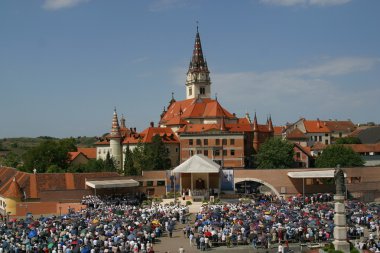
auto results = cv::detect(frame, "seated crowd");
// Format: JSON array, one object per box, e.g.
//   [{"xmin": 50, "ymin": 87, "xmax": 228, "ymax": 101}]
[
  {"xmin": 189, "ymin": 193, "xmax": 379, "ymax": 252},
  {"xmin": 0, "ymin": 194, "xmax": 188, "ymax": 253}
]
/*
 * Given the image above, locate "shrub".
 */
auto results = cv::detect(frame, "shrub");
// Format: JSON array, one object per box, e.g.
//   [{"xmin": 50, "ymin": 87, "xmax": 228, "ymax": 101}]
[{"xmin": 186, "ymin": 200, "xmax": 192, "ymax": 206}]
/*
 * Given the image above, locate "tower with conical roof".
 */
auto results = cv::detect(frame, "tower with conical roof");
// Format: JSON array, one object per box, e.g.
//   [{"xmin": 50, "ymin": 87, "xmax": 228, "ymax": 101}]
[
  {"xmin": 109, "ymin": 108, "xmax": 123, "ymax": 171},
  {"xmin": 186, "ymin": 26, "xmax": 211, "ymax": 99}
]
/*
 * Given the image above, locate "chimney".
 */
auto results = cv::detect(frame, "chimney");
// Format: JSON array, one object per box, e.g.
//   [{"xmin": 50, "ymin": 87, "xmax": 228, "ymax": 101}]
[
  {"xmin": 150, "ymin": 122, "xmax": 154, "ymax": 127},
  {"xmin": 317, "ymin": 118, "xmax": 321, "ymax": 128}
]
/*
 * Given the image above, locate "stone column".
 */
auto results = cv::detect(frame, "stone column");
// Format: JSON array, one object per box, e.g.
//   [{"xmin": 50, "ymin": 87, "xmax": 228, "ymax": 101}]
[{"xmin": 333, "ymin": 195, "xmax": 350, "ymax": 253}]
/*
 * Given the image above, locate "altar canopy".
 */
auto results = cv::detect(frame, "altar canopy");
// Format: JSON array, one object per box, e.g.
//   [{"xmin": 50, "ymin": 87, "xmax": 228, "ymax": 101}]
[
  {"xmin": 172, "ymin": 155, "xmax": 221, "ymax": 199},
  {"xmin": 172, "ymin": 154, "xmax": 221, "ymax": 173}
]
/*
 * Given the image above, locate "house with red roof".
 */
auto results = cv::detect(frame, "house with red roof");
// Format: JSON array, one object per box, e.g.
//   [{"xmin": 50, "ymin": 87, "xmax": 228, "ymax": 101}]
[
  {"xmin": 95, "ymin": 116, "xmax": 180, "ymax": 170},
  {"xmin": 284, "ymin": 118, "xmax": 355, "ymax": 147}
]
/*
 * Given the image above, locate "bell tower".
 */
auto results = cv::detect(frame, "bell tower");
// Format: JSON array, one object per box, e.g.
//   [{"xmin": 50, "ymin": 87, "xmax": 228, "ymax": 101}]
[
  {"xmin": 109, "ymin": 108, "xmax": 123, "ymax": 171},
  {"xmin": 186, "ymin": 26, "xmax": 211, "ymax": 99}
]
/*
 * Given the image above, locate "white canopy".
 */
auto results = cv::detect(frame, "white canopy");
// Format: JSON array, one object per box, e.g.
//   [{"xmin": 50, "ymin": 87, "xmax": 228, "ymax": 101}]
[
  {"xmin": 287, "ymin": 170, "xmax": 346, "ymax": 179},
  {"xmin": 172, "ymin": 154, "xmax": 221, "ymax": 173},
  {"xmin": 86, "ymin": 179, "xmax": 139, "ymax": 189}
]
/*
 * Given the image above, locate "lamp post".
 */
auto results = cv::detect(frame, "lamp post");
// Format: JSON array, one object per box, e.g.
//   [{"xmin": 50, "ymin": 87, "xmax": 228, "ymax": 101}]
[{"xmin": 170, "ymin": 171, "xmax": 176, "ymax": 205}]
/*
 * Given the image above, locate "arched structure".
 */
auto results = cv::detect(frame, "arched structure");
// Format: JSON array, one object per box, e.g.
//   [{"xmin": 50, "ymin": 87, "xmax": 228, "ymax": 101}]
[{"xmin": 234, "ymin": 177, "xmax": 281, "ymax": 198}]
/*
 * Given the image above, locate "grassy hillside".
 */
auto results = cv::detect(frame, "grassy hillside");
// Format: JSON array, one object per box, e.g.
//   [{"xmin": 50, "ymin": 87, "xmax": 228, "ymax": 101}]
[{"xmin": 0, "ymin": 136, "xmax": 97, "ymax": 153}]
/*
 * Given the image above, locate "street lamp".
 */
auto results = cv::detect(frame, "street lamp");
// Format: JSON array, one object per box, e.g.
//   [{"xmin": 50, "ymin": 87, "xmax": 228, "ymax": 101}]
[{"xmin": 170, "ymin": 171, "xmax": 176, "ymax": 205}]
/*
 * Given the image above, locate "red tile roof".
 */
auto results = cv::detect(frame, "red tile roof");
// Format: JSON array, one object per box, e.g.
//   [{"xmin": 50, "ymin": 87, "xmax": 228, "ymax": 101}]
[
  {"xmin": 344, "ymin": 143, "xmax": 380, "ymax": 153},
  {"xmin": 165, "ymin": 117, "xmax": 188, "ymax": 126},
  {"xmin": 304, "ymin": 120, "xmax": 331, "ymax": 133},
  {"xmin": 324, "ymin": 120, "xmax": 356, "ymax": 133},
  {"xmin": 2, "ymin": 178, "xmax": 23, "ymax": 199},
  {"xmin": 77, "ymin": 148, "xmax": 97, "ymax": 159},
  {"xmin": 160, "ymin": 98, "xmax": 236, "ymax": 125},
  {"xmin": 287, "ymin": 128, "xmax": 308, "ymax": 139},
  {"xmin": 227, "ymin": 124, "xmax": 253, "ymax": 132},
  {"xmin": 178, "ymin": 124, "xmax": 221, "ymax": 133},
  {"xmin": 0, "ymin": 167, "xmax": 124, "ymax": 200},
  {"xmin": 273, "ymin": 126, "xmax": 284, "ymax": 136},
  {"xmin": 311, "ymin": 142, "xmax": 327, "ymax": 150},
  {"xmin": 123, "ymin": 127, "xmax": 179, "ymax": 144},
  {"xmin": 238, "ymin": 118, "xmax": 250, "ymax": 124},
  {"xmin": 68, "ymin": 151, "xmax": 81, "ymax": 161},
  {"xmin": 94, "ymin": 140, "xmax": 110, "ymax": 145},
  {"xmin": 294, "ymin": 143, "xmax": 312, "ymax": 156}
]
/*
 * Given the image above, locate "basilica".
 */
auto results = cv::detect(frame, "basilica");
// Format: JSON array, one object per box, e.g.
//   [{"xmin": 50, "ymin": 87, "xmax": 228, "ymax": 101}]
[{"xmin": 95, "ymin": 28, "xmax": 276, "ymax": 171}]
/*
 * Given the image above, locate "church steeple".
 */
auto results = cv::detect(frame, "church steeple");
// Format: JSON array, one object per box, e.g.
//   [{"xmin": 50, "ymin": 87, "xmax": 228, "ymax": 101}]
[{"xmin": 186, "ymin": 25, "xmax": 211, "ymax": 99}]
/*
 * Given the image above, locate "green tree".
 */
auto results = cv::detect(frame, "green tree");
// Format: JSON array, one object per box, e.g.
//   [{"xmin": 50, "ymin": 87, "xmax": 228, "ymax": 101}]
[
  {"xmin": 132, "ymin": 140, "xmax": 147, "ymax": 175},
  {"xmin": 124, "ymin": 145, "xmax": 138, "ymax": 176},
  {"xmin": 68, "ymin": 158, "xmax": 116, "ymax": 173},
  {"xmin": 0, "ymin": 141, "xmax": 7, "ymax": 151},
  {"xmin": 335, "ymin": 137, "xmax": 361, "ymax": 144},
  {"xmin": 145, "ymin": 135, "xmax": 171, "ymax": 170},
  {"xmin": 1, "ymin": 152, "xmax": 21, "ymax": 168},
  {"xmin": 46, "ymin": 164, "xmax": 64, "ymax": 173},
  {"xmin": 315, "ymin": 144, "xmax": 364, "ymax": 168},
  {"xmin": 105, "ymin": 151, "xmax": 116, "ymax": 172},
  {"xmin": 21, "ymin": 138, "xmax": 77, "ymax": 173},
  {"xmin": 256, "ymin": 138, "xmax": 295, "ymax": 169}
]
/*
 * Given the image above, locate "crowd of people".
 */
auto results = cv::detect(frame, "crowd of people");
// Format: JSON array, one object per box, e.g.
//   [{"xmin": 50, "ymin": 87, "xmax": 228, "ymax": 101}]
[
  {"xmin": 0, "ymin": 192, "xmax": 379, "ymax": 253},
  {"xmin": 0, "ymin": 195, "xmax": 188, "ymax": 253},
  {"xmin": 190, "ymin": 194, "xmax": 380, "ymax": 252}
]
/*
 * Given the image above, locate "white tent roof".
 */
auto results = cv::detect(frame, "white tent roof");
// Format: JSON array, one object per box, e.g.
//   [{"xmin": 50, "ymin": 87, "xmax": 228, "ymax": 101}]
[
  {"xmin": 86, "ymin": 179, "xmax": 139, "ymax": 189},
  {"xmin": 172, "ymin": 154, "xmax": 221, "ymax": 173},
  {"xmin": 287, "ymin": 170, "xmax": 346, "ymax": 178}
]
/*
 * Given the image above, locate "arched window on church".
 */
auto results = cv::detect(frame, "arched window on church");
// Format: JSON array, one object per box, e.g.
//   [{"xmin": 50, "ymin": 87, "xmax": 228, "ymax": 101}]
[{"xmin": 189, "ymin": 87, "xmax": 192, "ymax": 96}]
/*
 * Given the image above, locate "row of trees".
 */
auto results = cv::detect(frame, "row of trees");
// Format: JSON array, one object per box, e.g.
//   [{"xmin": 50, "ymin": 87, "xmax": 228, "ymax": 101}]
[
  {"xmin": 1, "ymin": 135, "xmax": 364, "ymax": 173},
  {"xmin": 255, "ymin": 137, "xmax": 364, "ymax": 169},
  {"xmin": 15, "ymin": 138, "xmax": 117, "ymax": 173},
  {"xmin": 6, "ymin": 135, "xmax": 171, "ymax": 174}
]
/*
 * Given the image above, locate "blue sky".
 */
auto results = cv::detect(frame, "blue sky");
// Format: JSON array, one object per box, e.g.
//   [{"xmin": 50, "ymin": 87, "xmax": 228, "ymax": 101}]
[{"xmin": 0, "ymin": 0, "xmax": 379, "ymax": 138}]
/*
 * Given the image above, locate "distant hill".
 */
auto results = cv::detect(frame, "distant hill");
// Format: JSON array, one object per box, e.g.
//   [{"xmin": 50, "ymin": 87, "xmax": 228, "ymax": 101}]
[{"xmin": 0, "ymin": 136, "xmax": 97, "ymax": 157}]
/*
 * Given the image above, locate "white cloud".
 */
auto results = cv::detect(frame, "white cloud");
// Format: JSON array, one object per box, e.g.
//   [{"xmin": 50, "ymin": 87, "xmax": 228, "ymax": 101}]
[
  {"xmin": 211, "ymin": 57, "xmax": 379, "ymax": 124},
  {"xmin": 42, "ymin": 0, "xmax": 91, "ymax": 11},
  {"xmin": 260, "ymin": 0, "xmax": 306, "ymax": 6},
  {"xmin": 309, "ymin": 0, "xmax": 351, "ymax": 6},
  {"xmin": 260, "ymin": 0, "xmax": 351, "ymax": 7},
  {"xmin": 148, "ymin": 0, "xmax": 190, "ymax": 12},
  {"xmin": 282, "ymin": 57, "xmax": 379, "ymax": 77}
]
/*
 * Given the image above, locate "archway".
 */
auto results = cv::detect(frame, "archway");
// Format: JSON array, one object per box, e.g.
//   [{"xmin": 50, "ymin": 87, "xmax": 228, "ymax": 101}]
[{"xmin": 234, "ymin": 178, "xmax": 280, "ymax": 198}]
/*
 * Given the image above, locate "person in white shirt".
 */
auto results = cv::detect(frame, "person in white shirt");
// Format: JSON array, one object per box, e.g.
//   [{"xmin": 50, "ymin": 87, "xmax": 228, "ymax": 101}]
[
  {"xmin": 189, "ymin": 233, "xmax": 194, "ymax": 246},
  {"xmin": 278, "ymin": 243, "xmax": 284, "ymax": 253}
]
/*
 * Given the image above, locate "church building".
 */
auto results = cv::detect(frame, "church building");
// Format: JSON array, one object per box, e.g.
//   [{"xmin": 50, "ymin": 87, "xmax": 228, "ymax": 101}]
[
  {"xmin": 96, "ymin": 27, "xmax": 274, "ymax": 171},
  {"xmin": 159, "ymin": 27, "xmax": 274, "ymax": 168}
]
